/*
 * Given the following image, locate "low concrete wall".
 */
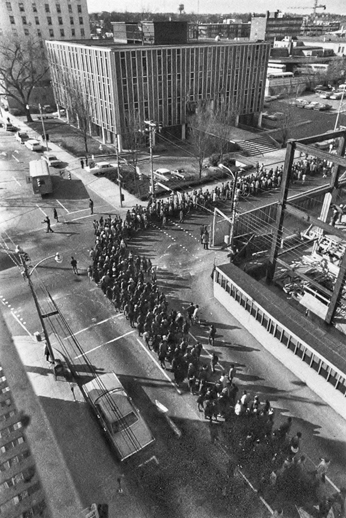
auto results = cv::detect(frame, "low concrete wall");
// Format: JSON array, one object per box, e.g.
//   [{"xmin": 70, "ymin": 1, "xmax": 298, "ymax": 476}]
[{"xmin": 214, "ymin": 281, "xmax": 346, "ymax": 421}]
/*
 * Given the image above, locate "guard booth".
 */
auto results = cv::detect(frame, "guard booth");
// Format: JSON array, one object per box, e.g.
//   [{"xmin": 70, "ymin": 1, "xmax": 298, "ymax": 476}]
[{"xmin": 27, "ymin": 160, "xmax": 53, "ymax": 196}]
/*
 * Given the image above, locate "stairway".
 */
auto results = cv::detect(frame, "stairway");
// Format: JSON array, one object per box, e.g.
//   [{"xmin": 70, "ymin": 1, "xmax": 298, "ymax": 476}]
[{"xmin": 237, "ymin": 134, "xmax": 279, "ymax": 157}]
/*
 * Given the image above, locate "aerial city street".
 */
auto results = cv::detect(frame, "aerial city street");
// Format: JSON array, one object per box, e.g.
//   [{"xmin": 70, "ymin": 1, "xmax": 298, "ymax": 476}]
[{"xmin": 1, "ymin": 1, "xmax": 346, "ymax": 518}]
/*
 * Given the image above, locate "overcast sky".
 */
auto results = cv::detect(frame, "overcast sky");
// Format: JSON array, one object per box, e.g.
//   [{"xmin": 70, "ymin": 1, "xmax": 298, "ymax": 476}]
[{"xmin": 87, "ymin": 0, "xmax": 345, "ymax": 15}]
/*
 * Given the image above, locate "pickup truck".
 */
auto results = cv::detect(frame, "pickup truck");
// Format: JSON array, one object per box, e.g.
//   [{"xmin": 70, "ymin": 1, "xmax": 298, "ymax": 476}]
[{"xmin": 83, "ymin": 372, "xmax": 154, "ymax": 461}]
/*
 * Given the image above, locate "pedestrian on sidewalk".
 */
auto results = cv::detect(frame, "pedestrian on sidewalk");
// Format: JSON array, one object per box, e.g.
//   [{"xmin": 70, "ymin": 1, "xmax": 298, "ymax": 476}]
[
  {"xmin": 228, "ymin": 364, "xmax": 236, "ymax": 382},
  {"xmin": 89, "ymin": 198, "xmax": 94, "ymax": 215},
  {"xmin": 71, "ymin": 256, "xmax": 79, "ymax": 275},
  {"xmin": 179, "ymin": 209, "xmax": 184, "ymax": 223},
  {"xmin": 202, "ymin": 230, "xmax": 209, "ymax": 250},
  {"xmin": 80, "ymin": 158, "xmax": 84, "ymax": 169},
  {"xmin": 43, "ymin": 216, "xmax": 54, "ymax": 233},
  {"xmin": 53, "ymin": 208, "xmax": 59, "ymax": 223},
  {"xmin": 208, "ymin": 324, "xmax": 216, "ymax": 346},
  {"xmin": 44, "ymin": 343, "xmax": 53, "ymax": 363},
  {"xmin": 210, "ymin": 352, "xmax": 220, "ymax": 373},
  {"xmin": 192, "ymin": 304, "xmax": 199, "ymax": 324}
]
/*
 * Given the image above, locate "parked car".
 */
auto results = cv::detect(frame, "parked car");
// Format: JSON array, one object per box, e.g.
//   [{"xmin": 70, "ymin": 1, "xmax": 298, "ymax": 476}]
[
  {"xmin": 154, "ymin": 168, "xmax": 176, "ymax": 182},
  {"xmin": 15, "ymin": 131, "xmax": 29, "ymax": 143},
  {"xmin": 85, "ymin": 161, "xmax": 119, "ymax": 175},
  {"xmin": 4, "ymin": 121, "xmax": 16, "ymax": 132},
  {"xmin": 41, "ymin": 154, "xmax": 61, "ymax": 167},
  {"xmin": 296, "ymin": 99, "xmax": 310, "ymax": 108},
  {"xmin": 313, "ymin": 103, "xmax": 332, "ymax": 111},
  {"xmin": 304, "ymin": 102, "xmax": 319, "ymax": 110},
  {"xmin": 52, "ymin": 109, "xmax": 66, "ymax": 117},
  {"xmin": 330, "ymin": 91, "xmax": 344, "ymax": 100},
  {"xmin": 83, "ymin": 372, "xmax": 155, "ymax": 461},
  {"xmin": 314, "ymin": 84, "xmax": 332, "ymax": 92},
  {"xmin": 25, "ymin": 139, "xmax": 43, "ymax": 151},
  {"xmin": 42, "ymin": 104, "xmax": 55, "ymax": 113},
  {"xmin": 319, "ymin": 91, "xmax": 332, "ymax": 99}
]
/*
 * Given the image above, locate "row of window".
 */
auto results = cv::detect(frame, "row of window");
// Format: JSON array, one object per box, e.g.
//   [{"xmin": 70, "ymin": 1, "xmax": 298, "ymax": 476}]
[
  {"xmin": 3, "ymin": 26, "xmax": 84, "ymax": 38},
  {"xmin": 9, "ymin": 15, "xmax": 84, "ymax": 25},
  {"xmin": 7, "ymin": 2, "xmax": 82, "ymax": 13},
  {"xmin": 215, "ymin": 269, "xmax": 346, "ymax": 396}
]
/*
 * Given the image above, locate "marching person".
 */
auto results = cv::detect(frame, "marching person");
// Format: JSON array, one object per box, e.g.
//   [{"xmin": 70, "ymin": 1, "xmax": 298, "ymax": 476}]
[
  {"xmin": 71, "ymin": 256, "xmax": 79, "ymax": 275},
  {"xmin": 43, "ymin": 215, "xmax": 54, "ymax": 233}
]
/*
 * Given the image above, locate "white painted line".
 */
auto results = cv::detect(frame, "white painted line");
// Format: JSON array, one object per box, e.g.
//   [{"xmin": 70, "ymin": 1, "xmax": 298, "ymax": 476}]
[
  {"xmin": 68, "ymin": 208, "xmax": 89, "ymax": 214},
  {"xmin": 74, "ymin": 330, "xmax": 135, "ymax": 359},
  {"xmin": 65, "ymin": 315, "xmax": 122, "ymax": 338},
  {"xmin": 165, "ymin": 415, "xmax": 182, "ymax": 438},
  {"xmin": 11, "ymin": 312, "xmax": 33, "ymax": 337},
  {"xmin": 237, "ymin": 468, "xmax": 273, "ymax": 514},
  {"xmin": 12, "ymin": 154, "xmax": 19, "ymax": 162},
  {"xmin": 304, "ymin": 453, "xmax": 340, "ymax": 492},
  {"xmin": 36, "ymin": 204, "xmax": 47, "ymax": 216},
  {"xmin": 70, "ymin": 214, "xmax": 93, "ymax": 222},
  {"xmin": 12, "ymin": 176, "xmax": 21, "ymax": 186},
  {"xmin": 56, "ymin": 199, "xmax": 69, "ymax": 213},
  {"xmin": 136, "ymin": 338, "xmax": 182, "ymax": 395},
  {"xmin": 138, "ymin": 455, "xmax": 159, "ymax": 468}
]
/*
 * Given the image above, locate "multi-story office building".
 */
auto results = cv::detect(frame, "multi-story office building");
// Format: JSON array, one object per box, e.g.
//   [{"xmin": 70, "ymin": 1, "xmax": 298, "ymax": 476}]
[
  {"xmin": 0, "ymin": 0, "xmax": 90, "ymax": 41},
  {"xmin": 46, "ymin": 29, "xmax": 270, "ymax": 150},
  {"xmin": 250, "ymin": 11, "xmax": 303, "ymax": 42}
]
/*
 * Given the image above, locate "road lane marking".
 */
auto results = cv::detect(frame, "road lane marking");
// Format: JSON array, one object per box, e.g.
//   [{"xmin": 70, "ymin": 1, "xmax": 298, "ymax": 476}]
[
  {"xmin": 36, "ymin": 204, "xmax": 47, "ymax": 216},
  {"xmin": 56, "ymin": 200, "xmax": 69, "ymax": 213},
  {"xmin": 136, "ymin": 338, "xmax": 182, "ymax": 395},
  {"xmin": 12, "ymin": 176, "xmax": 21, "ymax": 186},
  {"xmin": 236, "ymin": 468, "xmax": 273, "ymax": 514},
  {"xmin": 11, "ymin": 311, "xmax": 33, "ymax": 337},
  {"xmin": 165, "ymin": 415, "xmax": 182, "ymax": 438},
  {"xmin": 138, "ymin": 456, "xmax": 159, "ymax": 468},
  {"xmin": 65, "ymin": 315, "xmax": 123, "ymax": 338},
  {"xmin": 11, "ymin": 154, "xmax": 19, "ymax": 162},
  {"xmin": 74, "ymin": 330, "xmax": 135, "ymax": 358}
]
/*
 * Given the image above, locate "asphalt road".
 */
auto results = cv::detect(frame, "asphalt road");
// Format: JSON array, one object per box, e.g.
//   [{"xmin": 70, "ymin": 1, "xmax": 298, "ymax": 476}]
[{"xmin": 1, "ymin": 127, "xmax": 346, "ymax": 518}]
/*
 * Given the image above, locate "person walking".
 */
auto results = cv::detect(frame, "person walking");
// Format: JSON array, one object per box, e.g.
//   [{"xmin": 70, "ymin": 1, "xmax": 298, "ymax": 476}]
[
  {"xmin": 228, "ymin": 364, "xmax": 236, "ymax": 382},
  {"xmin": 43, "ymin": 216, "xmax": 54, "ymax": 233},
  {"xmin": 89, "ymin": 198, "xmax": 94, "ymax": 215},
  {"xmin": 192, "ymin": 304, "xmax": 199, "ymax": 324},
  {"xmin": 71, "ymin": 256, "xmax": 78, "ymax": 275},
  {"xmin": 208, "ymin": 324, "xmax": 216, "ymax": 346},
  {"xmin": 80, "ymin": 158, "xmax": 84, "ymax": 169},
  {"xmin": 202, "ymin": 230, "xmax": 209, "ymax": 250},
  {"xmin": 44, "ymin": 343, "xmax": 52, "ymax": 363},
  {"xmin": 53, "ymin": 208, "xmax": 59, "ymax": 223}
]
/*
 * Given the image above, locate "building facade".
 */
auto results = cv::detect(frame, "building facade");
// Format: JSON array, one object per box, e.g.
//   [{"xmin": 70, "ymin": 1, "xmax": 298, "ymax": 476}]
[
  {"xmin": 250, "ymin": 11, "xmax": 303, "ymax": 42},
  {"xmin": 0, "ymin": 0, "xmax": 90, "ymax": 41},
  {"xmin": 46, "ymin": 39, "xmax": 270, "ymax": 150}
]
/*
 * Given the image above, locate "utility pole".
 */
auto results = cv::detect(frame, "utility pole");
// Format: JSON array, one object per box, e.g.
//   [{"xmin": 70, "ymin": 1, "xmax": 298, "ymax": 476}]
[
  {"xmin": 38, "ymin": 103, "xmax": 49, "ymax": 151},
  {"xmin": 144, "ymin": 120, "xmax": 156, "ymax": 200},
  {"xmin": 219, "ymin": 164, "xmax": 238, "ymax": 249}
]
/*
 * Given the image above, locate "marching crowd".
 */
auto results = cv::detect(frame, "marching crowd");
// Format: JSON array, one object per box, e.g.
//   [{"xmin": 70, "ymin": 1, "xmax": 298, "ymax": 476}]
[{"xmin": 87, "ymin": 205, "xmax": 342, "ymax": 517}]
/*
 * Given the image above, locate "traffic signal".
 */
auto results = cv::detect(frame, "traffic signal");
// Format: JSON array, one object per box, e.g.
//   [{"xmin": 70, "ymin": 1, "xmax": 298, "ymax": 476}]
[
  {"xmin": 46, "ymin": 133, "xmax": 49, "ymax": 141},
  {"xmin": 37, "ymin": 179, "xmax": 41, "ymax": 187},
  {"xmin": 68, "ymin": 171, "xmax": 71, "ymax": 180},
  {"xmin": 23, "ymin": 252, "xmax": 30, "ymax": 262}
]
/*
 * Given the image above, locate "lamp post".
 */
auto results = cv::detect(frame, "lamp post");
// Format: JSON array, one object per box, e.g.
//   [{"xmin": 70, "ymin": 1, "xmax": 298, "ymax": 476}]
[
  {"xmin": 115, "ymin": 136, "xmax": 123, "ymax": 208},
  {"xmin": 219, "ymin": 164, "xmax": 238, "ymax": 250},
  {"xmin": 38, "ymin": 103, "xmax": 49, "ymax": 151},
  {"xmin": 334, "ymin": 89, "xmax": 346, "ymax": 131},
  {"xmin": 17, "ymin": 249, "xmax": 63, "ymax": 365},
  {"xmin": 144, "ymin": 120, "xmax": 156, "ymax": 200}
]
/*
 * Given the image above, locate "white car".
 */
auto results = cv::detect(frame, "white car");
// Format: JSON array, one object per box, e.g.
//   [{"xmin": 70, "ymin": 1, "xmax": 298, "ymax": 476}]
[
  {"xmin": 85, "ymin": 161, "xmax": 119, "ymax": 175},
  {"xmin": 15, "ymin": 131, "xmax": 29, "ymax": 144},
  {"xmin": 84, "ymin": 372, "xmax": 154, "ymax": 461},
  {"xmin": 330, "ymin": 91, "xmax": 344, "ymax": 100},
  {"xmin": 41, "ymin": 154, "xmax": 61, "ymax": 167},
  {"xmin": 52, "ymin": 109, "xmax": 66, "ymax": 117},
  {"xmin": 25, "ymin": 139, "xmax": 43, "ymax": 151},
  {"xmin": 154, "ymin": 168, "xmax": 175, "ymax": 182}
]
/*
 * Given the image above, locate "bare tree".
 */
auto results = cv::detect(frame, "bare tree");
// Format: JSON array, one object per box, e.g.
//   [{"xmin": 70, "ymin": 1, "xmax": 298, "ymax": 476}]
[
  {"xmin": 123, "ymin": 108, "xmax": 145, "ymax": 192},
  {"xmin": 60, "ymin": 73, "xmax": 93, "ymax": 157},
  {"xmin": 0, "ymin": 35, "xmax": 49, "ymax": 122},
  {"xmin": 188, "ymin": 104, "xmax": 214, "ymax": 178},
  {"xmin": 208, "ymin": 106, "xmax": 238, "ymax": 162}
]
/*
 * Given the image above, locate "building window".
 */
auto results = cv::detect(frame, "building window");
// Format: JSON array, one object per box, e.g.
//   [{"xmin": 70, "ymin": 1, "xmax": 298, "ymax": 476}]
[
  {"xmin": 77, "ymin": 5, "xmax": 82, "ymax": 12},
  {"xmin": 49, "ymin": 28, "xmax": 54, "ymax": 37},
  {"xmin": 12, "ymin": 27, "xmax": 18, "ymax": 36},
  {"xmin": 19, "ymin": 3, "xmax": 25, "ymax": 11},
  {"xmin": 47, "ymin": 16, "xmax": 52, "ymax": 25},
  {"xmin": 68, "ymin": 4, "xmax": 72, "ymax": 12},
  {"xmin": 56, "ymin": 3, "xmax": 61, "ymax": 13},
  {"xmin": 22, "ymin": 16, "xmax": 27, "ymax": 25},
  {"xmin": 24, "ymin": 27, "xmax": 29, "ymax": 35},
  {"xmin": 6, "ymin": 2, "xmax": 12, "ymax": 11},
  {"xmin": 80, "ymin": 28, "xmax": 85, "ymax": 37},
  {"xmin": 45, "ymin": 4, "xmax": 50, "ymax": 12},
  {"xmin": 37, "ymin": 28, "xmax": 41, "ymax": 37},
  {"xmin": 71, "ymin": 28, "xmax": 75, "ymax": 36},
  {"xmin": 60, "ymin": 28, "xmax": 65, "ymax": 37},
  {"xmin": 79, "ymin": 17, "xmax": 83, "ymax": 25},
  {"xmin": 9, "ymin": 16, "xmax": 15, "ymax": 24},
  {"xmin": 32, "ymin": 2, "xmax": 37, "ymax": 12},
  {"xmin": 58, "ymin": 16, "xmax": 63, "ymax": 25},
  {"xmin": 70, "ymin": 17, "xmax": 74, "ymax": 25}
]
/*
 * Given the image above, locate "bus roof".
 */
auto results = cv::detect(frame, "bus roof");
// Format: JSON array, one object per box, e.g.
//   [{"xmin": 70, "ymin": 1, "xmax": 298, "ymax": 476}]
[{"xmin": 29, "ymin": 160, "xmax": 50, "ymax": 178}]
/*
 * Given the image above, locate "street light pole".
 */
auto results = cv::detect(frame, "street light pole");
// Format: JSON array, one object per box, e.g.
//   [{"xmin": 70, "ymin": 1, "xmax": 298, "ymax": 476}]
[
  {"xmin": 144, "ymin": 120, "xmax": 156, "ymax": 201},
  {"xmin": 219, "ymin": 164, "xmax": 238, "ymax": 250},
  {"xmin": 20, "ymin": 256, "xmax": 55, "ymax": 364},
  {"xmin": 334, "ymin": 89, "xmax": 346, "ymax": 131},
  {"xmin": 115, "ymin": 135, "xmax": 123, "ymax": 208}
]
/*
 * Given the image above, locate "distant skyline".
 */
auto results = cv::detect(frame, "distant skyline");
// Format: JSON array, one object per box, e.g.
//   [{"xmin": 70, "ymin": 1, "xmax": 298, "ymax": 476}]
[{"xmin": 86, "ymin": 0, "xmax": 345, "ymax": 15}]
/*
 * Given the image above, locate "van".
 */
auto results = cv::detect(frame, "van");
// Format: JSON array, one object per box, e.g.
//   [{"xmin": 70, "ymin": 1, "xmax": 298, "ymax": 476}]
[
  {"xmin": 338, "ymin": 84, "xmax": 346, "ymax": 91},
  {"xmin": 28, "ymin": 160, "xmax": 53, "ymax": 196}
]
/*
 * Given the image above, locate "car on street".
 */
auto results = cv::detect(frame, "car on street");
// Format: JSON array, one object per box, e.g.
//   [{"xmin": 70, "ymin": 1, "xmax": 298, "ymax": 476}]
[
  {"xmin": 85, "ymin": 161, "xmax": 119, "ymax": 175},
  {"xmin": 15, "ymin": 131, "xmax": 29, "ymax": 144},
  {"xmin": 52, "ymin": 109, "xmax": 66, "ymax": 117},
  {"xmin": 296, "ymin": 98, "xmax": 310, "ymax": 108},
  {"xmin": 154, "ymin": 168, "xmax": 176, "ymax": 182},
  {"xmin": 319, "ymin": 91, "xmax": 333, "ymax": 99},
  {"xmin": 4, "ymin": 121, "xmax": 16, "ymax": 132},
  {"xmin": 83, "ymin": 372, "xmax": 154, "ymax": 461},
  {"xmin": 313, "ymin": 103, "xmax": 332, "ymax": 111},
  {"xmin": 42, "ymin": 104, "xmax": 55, "ymax": 113},
  {"xmin": 314, "ymin": 84, "xmax": 332, "ymax": 93},
  {"xmin": 330, "ymin": 91, "xmax": 344, "ymax": 100},
  {"xmin": 304, "ymin": 102, "xmax": 319, "ymax": 110},
  {"xmin": 41, "ymin": 154, "xmax": 61, "ymax": 167},
  {"xmin": 25, "ymin": 139, "xmax": 43, "ymax": 151}
]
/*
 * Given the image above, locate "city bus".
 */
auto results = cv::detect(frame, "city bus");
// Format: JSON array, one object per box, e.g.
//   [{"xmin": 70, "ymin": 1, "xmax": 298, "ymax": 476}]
[
  {"xmin": 28, "ymin": 160, "xmax": 53, "ymax": 195},
  {"xmin": 267, "ymin": 72, "xmax": 294, "ymax": 79},
  {"xmin": 267, "ymin": 63, "xmax": 287, "ymax": 74}
]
